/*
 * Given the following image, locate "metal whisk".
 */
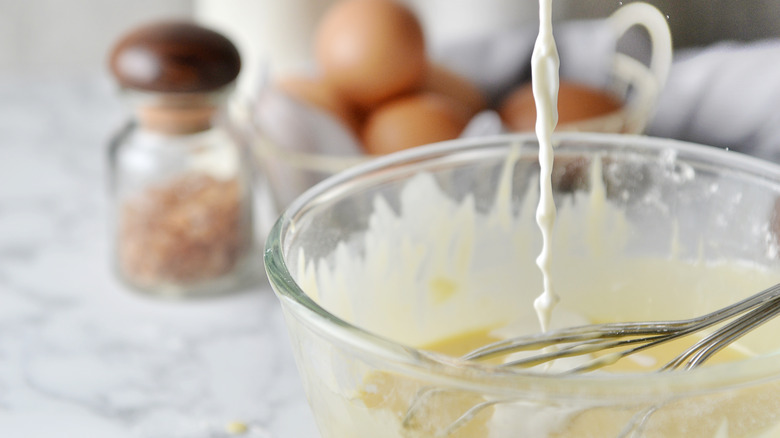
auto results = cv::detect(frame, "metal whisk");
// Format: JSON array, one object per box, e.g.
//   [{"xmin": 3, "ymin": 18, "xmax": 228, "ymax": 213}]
[
  {"xmin": 462, "ymin": 282, "xmax": 780, "ymax": 373},
  {"xmin": 403, "ymin": 282, "xmax": 780, "ymax": 437}
]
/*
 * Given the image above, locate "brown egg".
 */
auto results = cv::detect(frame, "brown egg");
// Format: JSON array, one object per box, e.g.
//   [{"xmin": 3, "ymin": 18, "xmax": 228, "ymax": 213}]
[
  {"xmin": 275, "ymin": 75, "xmax": 362, "ymax": 134},
  {"xmin": 421, "ymin": 63, "xmax": 487, "ymax": 118},
  {"xmin": 314, "ymin": 0, "xmax": 427, "ymax": 110},
  {"xmin": 499, "ymin": 81, "xmax": 623, "ymax": 132},
  {"xmin": 362, "ymin": 92, "xmax": 471, "ymax": 155}
]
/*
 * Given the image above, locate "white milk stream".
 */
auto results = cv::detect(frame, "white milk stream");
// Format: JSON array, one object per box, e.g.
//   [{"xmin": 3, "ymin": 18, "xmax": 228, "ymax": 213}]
[{"xmin": 531, "ymin": 0, "xmax": 561, "ymax": 332}]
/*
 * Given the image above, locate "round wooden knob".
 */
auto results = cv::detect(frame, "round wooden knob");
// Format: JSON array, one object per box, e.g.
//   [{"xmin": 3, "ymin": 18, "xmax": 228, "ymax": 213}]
[{"xmin": 109, "ymin": 21, "xmax": 241, "ymax": 93}]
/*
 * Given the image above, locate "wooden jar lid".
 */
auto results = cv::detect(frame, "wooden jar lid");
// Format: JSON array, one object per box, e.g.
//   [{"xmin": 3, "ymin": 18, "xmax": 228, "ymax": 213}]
[{"xmin": 109, "ymin": 21, "xmax": 241, "ymax": 93}]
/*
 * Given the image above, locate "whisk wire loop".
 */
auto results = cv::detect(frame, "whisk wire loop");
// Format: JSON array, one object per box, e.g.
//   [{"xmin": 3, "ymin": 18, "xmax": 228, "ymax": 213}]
[
  {"xmin": 402, "ymin": 283, "xmax": 780, "ymax": 436},
  {"xmin": 464, "ymin": 282, "xmax": 780, "ymax": 372}
]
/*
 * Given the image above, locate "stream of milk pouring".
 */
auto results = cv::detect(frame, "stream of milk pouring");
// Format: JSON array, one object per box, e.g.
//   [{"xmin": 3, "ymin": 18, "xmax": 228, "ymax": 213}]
[{"xmin": 531, "ymin": 0, "xmax": 561, "ymax": 332}]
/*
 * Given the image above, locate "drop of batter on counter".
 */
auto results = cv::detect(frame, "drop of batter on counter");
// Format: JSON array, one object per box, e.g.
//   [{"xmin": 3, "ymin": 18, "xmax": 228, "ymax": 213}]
[{"xmin": 225, "ymin": 421, "xmax": 249, "ymax": 435}]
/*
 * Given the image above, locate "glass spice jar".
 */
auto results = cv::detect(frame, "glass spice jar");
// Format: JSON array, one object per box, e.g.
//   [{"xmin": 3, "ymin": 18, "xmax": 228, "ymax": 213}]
[{"xmin": 107, "ymin": 21, "xmax": 254, "ymax": 297}]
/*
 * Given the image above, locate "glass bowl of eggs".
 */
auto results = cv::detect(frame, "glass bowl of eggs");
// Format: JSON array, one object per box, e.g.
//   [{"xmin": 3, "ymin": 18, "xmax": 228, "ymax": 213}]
[
  {"xmin": 265, "ymin": 132, "xmax": 780, "ymax": 438},
  {"xmin": 250, "ymin": 0, "xmax": 672, "ymax": 212}
]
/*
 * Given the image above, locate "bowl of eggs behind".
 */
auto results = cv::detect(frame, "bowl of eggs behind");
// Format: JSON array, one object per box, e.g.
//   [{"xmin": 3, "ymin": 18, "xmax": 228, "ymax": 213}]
[{"xmin": 250, "ymin": 0, "xmax": 672, "ymax": 211}]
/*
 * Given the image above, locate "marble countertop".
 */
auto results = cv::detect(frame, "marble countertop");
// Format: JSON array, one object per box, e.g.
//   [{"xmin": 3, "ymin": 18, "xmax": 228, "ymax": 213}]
[{"xmin": 0, "ymin": 74, "xmax": 318, "ymax": 437}]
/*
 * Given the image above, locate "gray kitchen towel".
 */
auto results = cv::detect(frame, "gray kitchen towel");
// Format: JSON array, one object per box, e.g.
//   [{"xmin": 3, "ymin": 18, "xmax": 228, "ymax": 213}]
[{"xmin": 648, "ymin": 39, "xmax": 780, "ymax": 162}]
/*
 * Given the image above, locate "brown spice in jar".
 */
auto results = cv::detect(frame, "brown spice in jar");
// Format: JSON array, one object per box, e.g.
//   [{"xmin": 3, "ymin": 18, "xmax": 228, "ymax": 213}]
[{"xmin": 118, "ymin": 172, "xmax": 248, "ymax": 288}]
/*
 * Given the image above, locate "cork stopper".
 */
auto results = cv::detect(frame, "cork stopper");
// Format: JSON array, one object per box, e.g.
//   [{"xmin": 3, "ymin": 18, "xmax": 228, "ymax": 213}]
[
  {"xmin": 109, "ymin": 21, "xmax": 241, "ymax": 93},
  {"xmin": 109, "ymin": 21, "xmax": 241, "ymax": 134}
]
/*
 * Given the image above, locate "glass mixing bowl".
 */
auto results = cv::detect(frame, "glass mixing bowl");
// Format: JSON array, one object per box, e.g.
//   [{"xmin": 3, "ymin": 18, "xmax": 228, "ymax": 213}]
[{"xmin": 265, "ymin": 133, "xmax": 780, "ymax": 438}]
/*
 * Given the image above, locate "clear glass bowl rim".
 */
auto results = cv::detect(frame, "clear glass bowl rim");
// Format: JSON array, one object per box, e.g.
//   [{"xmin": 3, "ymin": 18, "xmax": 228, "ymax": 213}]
[{"xmin": 264, "ymin": 132, "xmax": 780, "ymax": 399}]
